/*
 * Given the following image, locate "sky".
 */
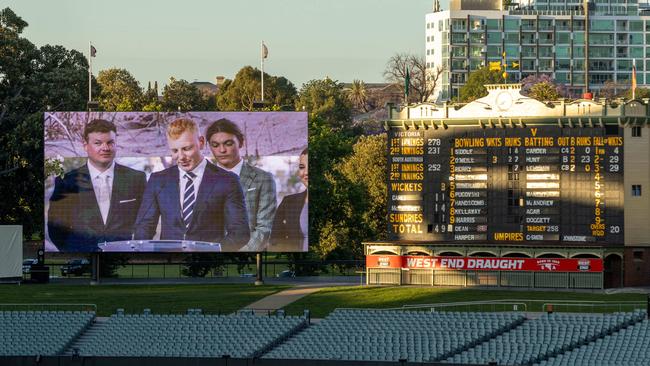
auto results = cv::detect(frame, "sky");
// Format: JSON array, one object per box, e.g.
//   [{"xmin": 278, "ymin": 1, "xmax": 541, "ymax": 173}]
[{"xmin": 6, "ymin": 0, "xmax": 438, "ymax": 89}]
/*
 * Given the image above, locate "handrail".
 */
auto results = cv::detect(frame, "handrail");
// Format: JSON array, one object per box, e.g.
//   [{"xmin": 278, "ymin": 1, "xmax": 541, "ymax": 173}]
[{"xmin": 0, "ymin": 303, "xmax": 97, "ymax": 312}]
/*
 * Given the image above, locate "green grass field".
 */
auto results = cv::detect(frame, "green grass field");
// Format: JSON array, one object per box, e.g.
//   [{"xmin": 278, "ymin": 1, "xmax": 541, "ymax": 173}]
[
  {"xmin": 283, "ymin": 286, "xmax": 648, "ymax": 318},
  {"xmin": 0, "ymin": 284, "xmax": 288, "ymax": 316}
]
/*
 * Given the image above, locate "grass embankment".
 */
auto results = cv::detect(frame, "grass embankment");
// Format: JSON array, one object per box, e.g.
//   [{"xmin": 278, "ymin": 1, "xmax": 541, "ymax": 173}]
[
  {"xmin": 283, "ymin": 286, "xmax": 647, "ymax": 318},
  {"xmin": 0, "ymin": 284, "xmax": 289, "ymax": 316}
]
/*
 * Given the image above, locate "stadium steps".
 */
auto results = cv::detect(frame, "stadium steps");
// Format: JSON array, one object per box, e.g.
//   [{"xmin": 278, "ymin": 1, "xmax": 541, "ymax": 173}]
[
  {"xmin": 252, "ymin": 316, "xmax": 311, "ymax": 359},
  {"xmin": 432, "ymin": 313, "xmax": 526, "ymax": 362},
  {"xmin": 444, "ymin": 311, "xmax": 647, "ymax": 366},
  {"xmin": 62, "ymin": 317, "xmax": 109, "ymax": 356},
  {"xmin": 532, "ymin": 312, "xmax": 648, "ymax": 366}
]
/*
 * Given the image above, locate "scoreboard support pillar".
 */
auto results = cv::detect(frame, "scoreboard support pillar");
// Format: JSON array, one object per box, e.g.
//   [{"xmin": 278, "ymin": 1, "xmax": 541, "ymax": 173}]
[
  {"xmin": 255, "ymin": 253, "xmax": 264, "ymax": 286},
  {"xmin": 90, "ymin": 253, "xmax": 100, "ymax": 285}
]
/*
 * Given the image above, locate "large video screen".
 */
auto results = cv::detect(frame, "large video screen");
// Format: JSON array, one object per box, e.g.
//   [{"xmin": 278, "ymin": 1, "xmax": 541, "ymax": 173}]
[
  {"xmin": 387, "ymin": 125, "xmax": 624, "ymax": 245},
  {"xmin": 45, "ymin": 112, "xmax": 308, "ymax": 253}
]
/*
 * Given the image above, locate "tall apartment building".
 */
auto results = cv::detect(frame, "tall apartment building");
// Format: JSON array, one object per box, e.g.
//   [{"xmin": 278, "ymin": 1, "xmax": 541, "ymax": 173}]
[{"xmin": 425, "ymin": 0, "xmax": 650, "ymax": 101}]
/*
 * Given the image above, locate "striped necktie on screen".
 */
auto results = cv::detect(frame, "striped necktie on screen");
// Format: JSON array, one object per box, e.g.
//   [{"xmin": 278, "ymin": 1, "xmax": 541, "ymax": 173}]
[{"xmin": 182, "ymin": 172, "xmax": 197, "ymax": 228}]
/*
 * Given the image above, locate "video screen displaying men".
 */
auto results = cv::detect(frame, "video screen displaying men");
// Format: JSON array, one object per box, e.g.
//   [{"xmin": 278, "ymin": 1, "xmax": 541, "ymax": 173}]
[
  {"xmin": 44, "ymin": 112, "xmax": 308, "ymax": 253},
  {"xmin": 47, "ymin": 119, "xmax": 146, "ymax": 252}
]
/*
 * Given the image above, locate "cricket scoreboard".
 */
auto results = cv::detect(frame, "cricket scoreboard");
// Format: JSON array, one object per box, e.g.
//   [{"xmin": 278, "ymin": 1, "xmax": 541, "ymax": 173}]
[{"xmin": 388, "ymin": 125, "xmax": 624, "ymax": 245}]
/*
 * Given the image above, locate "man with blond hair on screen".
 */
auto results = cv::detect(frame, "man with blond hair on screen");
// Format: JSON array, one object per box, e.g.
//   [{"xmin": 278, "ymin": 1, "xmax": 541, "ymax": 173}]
[{"xmin": 134, "ymin": 118, "xmax": 249, "ymax": 251}]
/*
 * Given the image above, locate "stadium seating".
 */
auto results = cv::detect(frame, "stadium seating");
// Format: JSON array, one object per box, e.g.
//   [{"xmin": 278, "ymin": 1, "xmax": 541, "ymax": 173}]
[
  {"xmin": 537, "ymin": 317, "xmax": 650, "ymax": 366},
  {"xmin": 73, "ymin": 311, "xmax": 307, "ymax": 358},
  {"xmin": 263, "ymin": 309, "xmax": 525, "ymax": 362},
  {"xmin": 445, "ymin": 310, "xmax": 646, "ymax": 365},
  {"xmin": 0, "ymin": 310, "xmax": 94, "ymax": 356}
]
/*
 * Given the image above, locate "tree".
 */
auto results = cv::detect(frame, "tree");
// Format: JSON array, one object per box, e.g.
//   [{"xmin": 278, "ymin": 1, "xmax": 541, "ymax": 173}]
[
  {"xmin": 529, "ymin": 81, "xmax": 561, "ymax": 102},
  {"xmin": 142, "ymin": 80, "xmax": 162, "ymax": 111},
  {"xmin": 0, "ymin": 7, "xmax": 94, "ymax": 238},
  {"xmin": 315, "ymin": 134, "xmax": 387, "ymax": 260},
  {"xmin": 384, "ymin": 53, "xmax": 443, "ymax": 103},
  {"xmin": 599, "ymin": 80, "xmax": 618, "ymax": 100},
  {"xmin": 161, "ymin": 77, "xmax": 204, "ymax": 111},
  {"xmin": 458, "ymin": 67, "xmax": 502, "ymax": 103},
  {"xmin": 347, "ymin": 79, "xmax": 369, "ymax": 113},
  {"xmin": 96, "ymin": 68, "xmax": 143, "ymax": 111},
  {"xmin": 623, "ymin": 87, "xmax": 650, "ymax": 100},
  {"xmin": 296, "ymin": 78, "xmax": 352, "ymax": 128},
  {"xmin": 306, "ymin": 118, "xmax": 354, "ymax": 258},
  {"xmin": 216, "ymin": 66, "xmax": 296, "ymax": 111},
  {"xmin": 520, "ymin": 74, "xmax": 567, "ymax": 100}
]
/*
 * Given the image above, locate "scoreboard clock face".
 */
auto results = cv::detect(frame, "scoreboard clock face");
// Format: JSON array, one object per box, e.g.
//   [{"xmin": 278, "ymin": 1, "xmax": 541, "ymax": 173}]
[{"xmin": 387, "ymin": 125, "xmax": 624, "ymax": 245}]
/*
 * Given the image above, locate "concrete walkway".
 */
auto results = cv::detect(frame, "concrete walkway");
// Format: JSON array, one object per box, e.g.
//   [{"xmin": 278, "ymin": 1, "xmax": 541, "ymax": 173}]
[{"xmin": 243, "ymin": 283, "xmax": 349, "ymax": 314}]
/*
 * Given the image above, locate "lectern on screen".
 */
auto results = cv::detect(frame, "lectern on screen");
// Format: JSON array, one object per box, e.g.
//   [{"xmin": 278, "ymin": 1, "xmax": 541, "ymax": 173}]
[{"xmin": 44, "ymin": 112, "xmax": 308, "ymax": 253}]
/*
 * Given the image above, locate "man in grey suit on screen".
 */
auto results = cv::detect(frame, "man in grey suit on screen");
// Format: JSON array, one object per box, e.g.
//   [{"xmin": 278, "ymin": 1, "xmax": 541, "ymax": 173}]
[{"xmin": 206, "ymin": 118, "xmax": 277, "ymax": 252}]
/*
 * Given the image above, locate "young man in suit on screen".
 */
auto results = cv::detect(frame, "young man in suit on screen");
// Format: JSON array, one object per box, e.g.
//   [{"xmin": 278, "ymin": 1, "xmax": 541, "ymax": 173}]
[
  {"xmin": 206, "ymin": 118, "xmax": 277, "ymax": 252},
  {"xmin": 133, "ymin": 118, "xmax": 249, "ymax": 251},
  {"xmin": 48, "ymin": 119, "xmax": 147, "ymax": 252}
]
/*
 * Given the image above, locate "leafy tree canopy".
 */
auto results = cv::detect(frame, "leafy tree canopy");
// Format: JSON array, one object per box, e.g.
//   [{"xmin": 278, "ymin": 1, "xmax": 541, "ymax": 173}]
[
  {"xmin": 458, "ymin": 67, "xmax": 502, "ymax": 103},
  {"xmin": 216, "ymin": 66, "xmax": 296, "ymax": 111},
  {"xmin": 96, "ymin": 68, "xmax": 143, "ymax": 111},
  {"xmin": 296, "ymin": 78, "xmax": 352, "ymax": 128}
]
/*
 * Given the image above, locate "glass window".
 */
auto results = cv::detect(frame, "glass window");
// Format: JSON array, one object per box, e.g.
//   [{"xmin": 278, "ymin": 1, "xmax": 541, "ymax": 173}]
[
  {"xmin": 630, "ymin": 20, "xmax": 643, "ymax": 32},
  {"xmin": 521, "ymin": 46, "xmax": 535, "ymax": 58},
  {"xmin": 521, "ymin": 59, "xmax": 535, "ymax": 70},
  {"xmin": 589, "ymin": 47, "xmax": 614, "ymax": 58},
  {"xmin": 470, "ymin": 33, "xmax": 485, "ymax": 44},
  {"xmin": 504, "ymin": 33, "xmax": 519, "ymax": 44},
  {"xmin": 590, "ymin": 34, "xmax": 614, "ymax": 45},
  {"xmin": 539, "ymin": 32, "xmax": 553, "ymax": 44},
  {"xmin": 522, "ymin": 19, "xmax": 536, "ymax": 31},
  {"xmin": 452, "ymin": 33, "xmax": 467, "ymax": 44},
  {"xmin": 470, "ymin": 46, "xmax": 483, "ymax": 57},
  {"xmin": 573, "ymin": 46, "xmax": 585, "ymax": 58},
  {"xmin": 617, "ymin": 73, "xmax": 631, "ymax": 83},
  {"xmin": 616, "ymin": 20, "xmax": 628, "ymax": 31},
  {"xmin": 521, "ymin": 33, "xmax": 535, "ymax": 44},
  {"xmin": 573, "ymin": 73, "xmax": 585, "ymax": 84},
  {"xmin": 573, "ymin": 32, "xmax": 585, "ymax": 43},
  {"xmin": 538, "ymin": 46, "xmax": 553, "ymax": 58},
  {"xmin": 504, "ymin": 18, "xmax": 519, "ymax": 31},
  {"xmin": 630, "ymin": 47, "xmax": 644, "ymax": 58},
  {"xmin": 556, "ymin": 20, "xmax": 570, "ymax": 31},
  {"xmin": 451, "ymin": 46, "xmax": 467, "ymax": 57},
  {"xmin": 591, "ymin": 20, "xmax": 614, "ymax": 31},
  {"xmin": 539, "ymin": 59, "xmax": 553, "ymax": 71},
  {"xmin": 452, "ymin": 19, "xmax": 466, "ymax": 31},
  {"xmin": 556, "ymin": 59, "xmax": 571, "ymax": 71},
  {"xmin": 487, "ymin": 32, "xmax": 501, "ymax": 45},
  {"xmin": 539, "ymin": 19, "xmax": 552, "ymax": 30},
  {"xmin": 630, "ymin": 34, "xmax": 644, "ymax": 45},
  {"xmin": 504, "ymin": 45, "xmax": 519, "ymax": 58},
  {"xmin": 442, "ymin": 32, "xmax": 449, "ymax": 44},
  {"xmin": 632, "ymin": 185, "xmax": 642, "ymax": 196},
  {"xmin": 557, "ymin": 33, "xmax": 571, "ymax": 44},
  {"xmin": 469, "ymin": 59, "xmax": 484, "ymax": 70},
  {"xmin": 555, "ymin": 72, "xmax": 570, "ymax": 83},
  {"xmin": 632, "ymin": 127, "xmax": 642, "ymax": 138},
  {"xmin": 618, "ymin": 60, "xmax": 632, "ymax": 71},
  {"xmin": 556, "ymin": 46, "xmax": 570, "ymax": 58},
  {"xmin": 575, "ymin": 59, "xmax": 585, "ymax": 70},
  {"xmin": 487, "ymin": 45, "xmax": 502, "ymax": 58},
  {"xmin": 487, "ymin": 19, "xmax": 501, "ymax": 31},
  {"xmin": 452, "ymin": 59, "xmax": 467, "ymax": 70}
]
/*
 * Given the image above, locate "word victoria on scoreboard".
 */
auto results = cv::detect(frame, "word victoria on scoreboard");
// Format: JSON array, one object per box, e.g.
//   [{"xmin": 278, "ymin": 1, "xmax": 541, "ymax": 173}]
[{"xmin": 387, "ymin": 126, "xmax": 624, "ymax": 245}]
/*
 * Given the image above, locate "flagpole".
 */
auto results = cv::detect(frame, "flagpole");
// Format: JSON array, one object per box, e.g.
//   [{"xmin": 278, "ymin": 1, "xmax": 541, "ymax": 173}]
[
  {"xmin": 260, "ymin": 41, "xmax": 264, "ymax": 102},
  {"xmin": 88, "ymin": 41, "xmax": 93, "ymax": 104}
]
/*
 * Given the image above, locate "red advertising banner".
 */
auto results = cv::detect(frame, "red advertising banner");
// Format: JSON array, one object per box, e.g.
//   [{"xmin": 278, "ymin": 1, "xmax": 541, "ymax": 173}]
[{"xmin": 366, "ymin": 255, "xmax": 603, "ymax": 273}]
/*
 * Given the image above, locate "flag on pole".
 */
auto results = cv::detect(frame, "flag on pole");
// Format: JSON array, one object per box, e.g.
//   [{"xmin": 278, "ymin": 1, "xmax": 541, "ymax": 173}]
[
  {"xmin": 262, "ymin": 42, "xmax": 268, "ymax": 59},
  {"xmin": 632, "ymin": 59, "xmax": 637, "ymax": 99},
  {"xmin": 90, "ymin": 45, "xmax": 97, "ymax": 57}
]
